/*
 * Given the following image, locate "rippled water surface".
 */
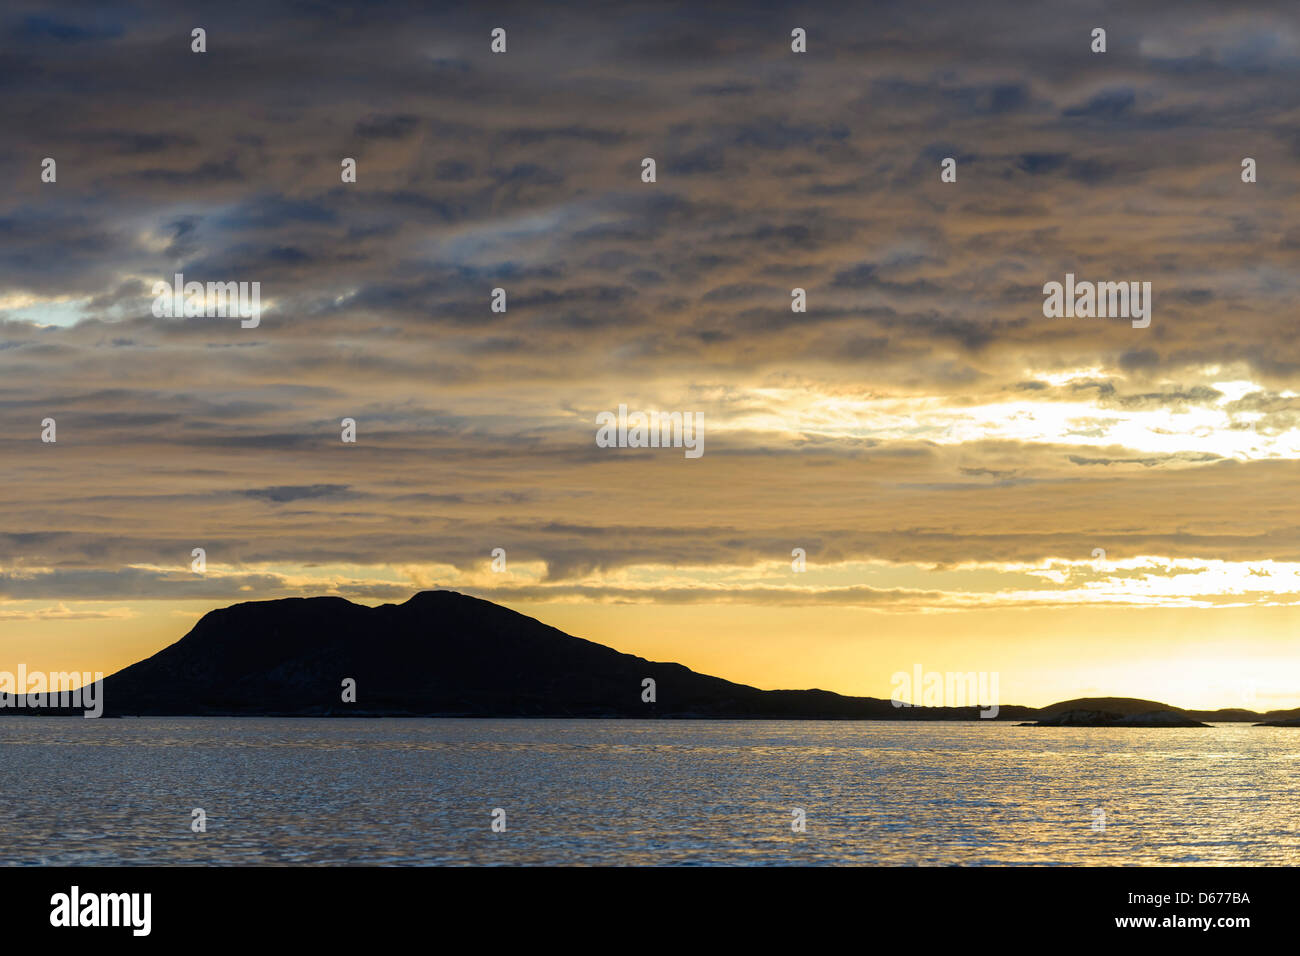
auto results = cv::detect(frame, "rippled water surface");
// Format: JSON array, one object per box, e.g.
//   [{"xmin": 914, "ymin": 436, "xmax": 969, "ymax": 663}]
[{"xmin": 1, "ymin": 718, "xmax": 1294, "ymax": 865}]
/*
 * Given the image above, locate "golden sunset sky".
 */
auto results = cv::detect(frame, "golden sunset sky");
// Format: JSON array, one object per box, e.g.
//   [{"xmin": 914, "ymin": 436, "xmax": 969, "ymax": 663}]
[{"xmin": 2, "ymin": 2, "xmax": 1298, "ymax": 710}]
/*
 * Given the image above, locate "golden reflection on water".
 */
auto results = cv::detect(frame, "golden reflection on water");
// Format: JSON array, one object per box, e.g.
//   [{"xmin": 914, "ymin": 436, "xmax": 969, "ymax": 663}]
[{"xmin": 0, "ymin": 718, "xmax": 1294, "ymax": 865}]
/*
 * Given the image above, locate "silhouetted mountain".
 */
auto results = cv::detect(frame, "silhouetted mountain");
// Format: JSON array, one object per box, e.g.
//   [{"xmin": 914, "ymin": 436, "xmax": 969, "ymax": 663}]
[
  {"xmin": 1188, "ymin": 708, "xmax": 1271, "ymax": 722},
  {"xmin": 0, "ymin": 592, "xmax": 1291, "ymax": 722},
  {"xmin": 1038, "ymin": 697, "xmax": 1289, "ymax": 724},
  {"xmin": 7, "ymin": 591, "xmax": 1037, "ymax": 718},
  {"xmin": 1038, "ymin": 697, "xmax": 1184, "ymax": 716},
  {"xmin": 1248, "ymin": 707, "xmax": 1300, "ymax": 722}
]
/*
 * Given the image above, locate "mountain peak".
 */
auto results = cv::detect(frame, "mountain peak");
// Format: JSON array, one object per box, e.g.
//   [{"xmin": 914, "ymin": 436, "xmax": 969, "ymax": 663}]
[{"xmin": 79, "ymin": 592, "xmax": 1037, "ymax": 719}]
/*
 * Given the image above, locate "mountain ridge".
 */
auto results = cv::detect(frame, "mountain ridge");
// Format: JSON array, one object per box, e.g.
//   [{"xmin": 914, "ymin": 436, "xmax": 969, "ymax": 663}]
[{"xmin": 1, "ymin": 591, "xmax": 1291, "ymax": 721}]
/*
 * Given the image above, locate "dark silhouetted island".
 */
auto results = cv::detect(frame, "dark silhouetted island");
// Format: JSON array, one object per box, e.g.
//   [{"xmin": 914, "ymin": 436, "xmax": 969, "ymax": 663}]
[
  {"xmin": 1, "ymin": 591, "xmax": 1293, "ymax": 723},
  {"xmin": 1022, "ymin": 709, "xmax": 1210, "ymax": 728},
  {"xmin": 21, "ymin": 591, "xmax": 1037, "ymax": 719}
]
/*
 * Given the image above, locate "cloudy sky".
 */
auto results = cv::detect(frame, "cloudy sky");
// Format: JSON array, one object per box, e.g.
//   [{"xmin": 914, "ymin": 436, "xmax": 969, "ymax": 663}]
[{"xmin": 2, "ymin": 0, "xmax": 1299, "ymax": 709}]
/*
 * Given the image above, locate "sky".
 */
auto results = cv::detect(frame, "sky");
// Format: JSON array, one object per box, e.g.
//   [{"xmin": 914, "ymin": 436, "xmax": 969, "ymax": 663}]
[{"xmin": 2, "ymin": 0, "xmax": 1299, "ymax": 710}]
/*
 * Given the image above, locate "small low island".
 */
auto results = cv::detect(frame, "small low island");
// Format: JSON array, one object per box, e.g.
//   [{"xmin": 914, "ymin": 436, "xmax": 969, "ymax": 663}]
[{"xmin": 1020, "ymin": 709, "xmax": 1210, "ymax": 728}]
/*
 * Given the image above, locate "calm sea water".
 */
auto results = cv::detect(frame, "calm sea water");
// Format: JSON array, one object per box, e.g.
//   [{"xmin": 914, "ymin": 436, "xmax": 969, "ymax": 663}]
[{"xmin": 0, "ymin": 718, "xmax": 1293, "ymax": 865}]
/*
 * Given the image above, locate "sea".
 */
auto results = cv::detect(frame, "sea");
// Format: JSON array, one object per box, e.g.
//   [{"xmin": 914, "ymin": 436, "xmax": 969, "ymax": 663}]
[{"xmin": 1, "ymin": 718, "xmax": 1293, "ymax": 865}]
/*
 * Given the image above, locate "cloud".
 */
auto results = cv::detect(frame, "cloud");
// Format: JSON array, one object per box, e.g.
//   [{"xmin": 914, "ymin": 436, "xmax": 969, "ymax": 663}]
[{"xmin": 0, "ymin": 0, "xmax": 1296, "ymax": 610}]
